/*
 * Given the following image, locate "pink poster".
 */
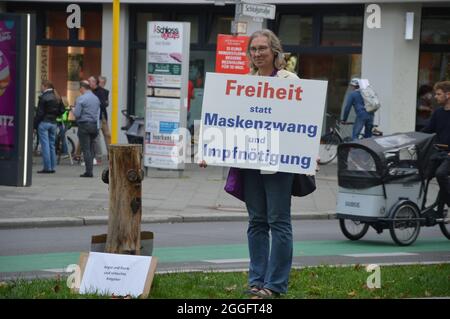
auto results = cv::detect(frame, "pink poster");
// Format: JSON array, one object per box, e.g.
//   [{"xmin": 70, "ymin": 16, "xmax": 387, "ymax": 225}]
[{"xmin": 0, "ymin": 18, "xmax": 16, "ymax": 154}]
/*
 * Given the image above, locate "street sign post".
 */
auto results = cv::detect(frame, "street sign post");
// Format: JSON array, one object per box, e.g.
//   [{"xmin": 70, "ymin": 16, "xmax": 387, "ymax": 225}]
[{"xmin": 239, "ymin": 2, "xmax": 276, "ymax": 20}]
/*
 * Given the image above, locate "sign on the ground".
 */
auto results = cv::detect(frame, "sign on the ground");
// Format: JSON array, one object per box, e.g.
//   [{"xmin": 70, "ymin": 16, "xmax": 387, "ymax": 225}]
[
  {"xmin": 199, "ymin": 73, "xmax": 327, "ymax": 175},
  {"xmin": 78, "ymin": 252, "xmax": 158, "ymax": 298}
]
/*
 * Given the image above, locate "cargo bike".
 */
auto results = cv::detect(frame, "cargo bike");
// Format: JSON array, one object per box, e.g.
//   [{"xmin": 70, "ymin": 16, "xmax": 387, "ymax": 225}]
[{"xmin": 336, "ymin": 131, "xmax": 450, "ymax": 246}]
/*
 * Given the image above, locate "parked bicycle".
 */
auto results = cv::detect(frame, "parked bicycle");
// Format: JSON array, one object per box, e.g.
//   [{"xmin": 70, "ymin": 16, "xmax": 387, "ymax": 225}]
[
  {"xmin": 121, "ymin": 109, "xmax": 144, "ymax": 144},
  {"xmin": 318, "ymin": 112, "xmax": 382, "ymax": 165},
  {"xmin": 55, "ymin": 121, "xmax": 76, "ymax": 165}
]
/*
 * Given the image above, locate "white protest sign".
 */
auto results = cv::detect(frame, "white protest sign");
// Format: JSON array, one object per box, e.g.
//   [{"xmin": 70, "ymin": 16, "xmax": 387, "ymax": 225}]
[
  {"xmin": 199, "ymin": 73, "xmax": 327, "ymax": 175},
  {"xmin": 79, "ymin": 252, "xmax": 155, "ymax": 298}
]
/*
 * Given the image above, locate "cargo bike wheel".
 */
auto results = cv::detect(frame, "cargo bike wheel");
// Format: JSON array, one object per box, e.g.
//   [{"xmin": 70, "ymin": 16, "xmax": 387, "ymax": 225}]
[
  {"xmin": 439, "ymin": 208, "xmax": 450, "ymax": 240},
  {"xmin": 389, "ymin": 203, "xmax": 421, "ymax": 246},
  {"xmin": 339, "ymin": 219, "xmax": 369, "ymax": 240}
]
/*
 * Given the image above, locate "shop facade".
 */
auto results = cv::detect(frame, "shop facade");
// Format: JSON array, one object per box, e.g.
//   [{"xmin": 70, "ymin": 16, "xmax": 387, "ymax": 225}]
[{"xmin": 3, "ymin": 0, "xmax": 450, "ymax": 142}]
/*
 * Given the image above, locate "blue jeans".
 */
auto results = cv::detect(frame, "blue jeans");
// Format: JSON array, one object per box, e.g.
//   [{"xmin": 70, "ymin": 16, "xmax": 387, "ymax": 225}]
[
  {"xmin": 243, "ymin": 169, "xmax": 295, "ymax": 294},
  {"xmin": 38, "ymin": 121, "xmax": 57, "ymax": 171},
  {"xmin": 352, "ymin": 113, "xmax": 374, "ymax": 140}
]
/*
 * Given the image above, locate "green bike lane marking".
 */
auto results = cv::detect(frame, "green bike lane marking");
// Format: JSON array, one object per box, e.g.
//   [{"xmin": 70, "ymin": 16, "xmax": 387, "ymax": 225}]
[{"xmin": 1, "ymin": 239, "xmax": 449, "ymax": 273}]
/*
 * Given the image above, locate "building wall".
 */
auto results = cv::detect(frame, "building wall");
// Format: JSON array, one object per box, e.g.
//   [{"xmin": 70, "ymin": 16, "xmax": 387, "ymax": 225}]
[{"xmin": 362, "ymin": 3, "xmax": 422, "ymax": 135}]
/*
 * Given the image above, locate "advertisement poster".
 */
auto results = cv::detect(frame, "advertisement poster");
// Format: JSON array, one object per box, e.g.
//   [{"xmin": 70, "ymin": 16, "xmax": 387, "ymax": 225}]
[
  {"xmin": 147, "ymin": 22, "xmax": 184, "ymax": 89},
  {"xmin": 215, "ymin": 34, "xmax": 250, "ymax": 74},
  {"xmin": 0, "ymin": 19, "xmax": 16, "ymax": 156},
  {"xmin": 200, "ymin": 73, "xmax": 328, "ymax": 175},
  {"xmin": 145, "ymin": 21, "xmax": 189, "ymax": 169}
]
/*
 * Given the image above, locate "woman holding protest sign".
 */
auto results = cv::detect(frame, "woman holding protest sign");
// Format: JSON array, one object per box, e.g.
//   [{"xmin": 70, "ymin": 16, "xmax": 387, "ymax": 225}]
[
  {"xmin": 200, "ymin": 29, "xmax": 316, "ymax": 299},
  {"xmin": 242, "ymin": 29, "xmax": 303, "ymax": 299}
]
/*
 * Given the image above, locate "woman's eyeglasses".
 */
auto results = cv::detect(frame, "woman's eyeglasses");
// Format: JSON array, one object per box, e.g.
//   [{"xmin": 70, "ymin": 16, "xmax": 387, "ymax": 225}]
[{"xmin": 249, "ymin": 46, "xmax": 270, "ymax": 54}]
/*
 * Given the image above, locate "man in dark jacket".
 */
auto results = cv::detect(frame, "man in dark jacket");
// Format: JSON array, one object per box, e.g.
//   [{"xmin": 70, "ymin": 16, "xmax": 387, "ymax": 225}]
[
  {"xmin": 89, "ymin": 76, "xmax": 111, "ymax": 163},
  {"xmin": 422, "ymin": 81, "xmax": 450, "ymax": 207}
]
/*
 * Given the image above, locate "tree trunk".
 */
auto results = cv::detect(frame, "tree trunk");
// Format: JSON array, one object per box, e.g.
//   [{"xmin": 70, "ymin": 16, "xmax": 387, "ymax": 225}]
[{"xmin": 105, "ymin": 144, "xmax": 143, "ymax": 255}]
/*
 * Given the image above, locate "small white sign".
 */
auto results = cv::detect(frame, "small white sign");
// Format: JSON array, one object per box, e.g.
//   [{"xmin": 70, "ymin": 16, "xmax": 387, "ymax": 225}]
[
  {"xmin": 79, "ymin": 252, "xmax": 152, "ymax": 298},
  {"xmin": 200, "ymin": 73, "xmax": 327, "ymax": 175},
  {"xmin": 242, "ymin": 2, "xmax": 276, "ymax": 20}
]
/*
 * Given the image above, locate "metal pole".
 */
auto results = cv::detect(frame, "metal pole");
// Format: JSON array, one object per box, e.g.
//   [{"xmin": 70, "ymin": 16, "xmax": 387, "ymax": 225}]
[{"xmin": 111, "ymin": 0, "xmax": 120, "ymax": 144}]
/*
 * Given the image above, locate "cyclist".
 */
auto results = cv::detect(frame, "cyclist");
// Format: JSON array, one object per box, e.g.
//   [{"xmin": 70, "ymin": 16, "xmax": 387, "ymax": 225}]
[
  {"xmin": 422, "ymin": 81, "xmax": 450, "ymax": 207},
  {"xmin": 341, "ymin": 78, "xmax": 374, "ymax": 140}
]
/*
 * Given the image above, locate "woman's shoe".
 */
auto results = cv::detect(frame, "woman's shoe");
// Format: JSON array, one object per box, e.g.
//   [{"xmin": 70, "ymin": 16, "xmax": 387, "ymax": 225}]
[
  {"xmin": 251, "ymin": 288, "xmax": 280, "ymax": 299},
  {"xmin": 244, "ymin": 286, "xmax": 261, "ymax": 295}
]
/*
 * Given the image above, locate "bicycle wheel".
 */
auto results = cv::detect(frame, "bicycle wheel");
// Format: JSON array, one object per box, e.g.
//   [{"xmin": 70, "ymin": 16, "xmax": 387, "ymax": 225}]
[
  {"xmin": 67, "ymin": 136, "xmax": 75, "ymax": 156},
  {"xmin": 318, "ymin": 132, "xmax": 342, "ymax": 165},
  {"xmin": 339, "ymin": 218, "xmax": 369, "ymax": 240},
  {"xmin": 389, "ymin": 203, "xmax": 421, "ymax": 246},
  {"xmin": 439, "ymin": 208, "xmax": 450, "ymax": 240}
]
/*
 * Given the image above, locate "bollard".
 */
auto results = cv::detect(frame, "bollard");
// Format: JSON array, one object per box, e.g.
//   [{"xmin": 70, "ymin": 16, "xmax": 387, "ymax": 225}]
[{"xmin": 105, "ymin": 144, "xmax": 143, "ymax": 255}]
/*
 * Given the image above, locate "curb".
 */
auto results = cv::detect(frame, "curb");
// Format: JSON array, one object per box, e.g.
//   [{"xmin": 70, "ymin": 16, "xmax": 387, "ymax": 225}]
[{"xmin": 0, "ymin": 212, "xmax": 336, "ymax": 229}]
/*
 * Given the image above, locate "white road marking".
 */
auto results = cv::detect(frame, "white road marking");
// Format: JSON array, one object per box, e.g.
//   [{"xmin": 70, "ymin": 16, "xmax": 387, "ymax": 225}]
[
  {"xmin": 202, "ymin": 258, "xmax": 250, "ymax": 264},
  {"xmin": 342, "ymin": 252, "xmax": 419, "ymax": 257}
]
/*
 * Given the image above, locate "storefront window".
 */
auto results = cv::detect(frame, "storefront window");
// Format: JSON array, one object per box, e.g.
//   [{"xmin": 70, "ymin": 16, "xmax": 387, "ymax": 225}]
[
  {"xmin": 45, "ymin": 11, "xmax": 69, "ymax": 40},
  {"xmin": 321, "ymin": 15, "xmax": 362, "ymax": 46},
  {"xmin": 208, "ymin": 15, "xmax": 233, "ymax": 44},
  {"xmin": 278, "ymin": 15, "xmax": 313, "ymax": 46},
  {"xmin": 299, "ymin": 54, "xmax": 361, "ymax": 118},
  {"xmin": 133, "ymin": 49, "xmax": 146, "ymax": 118},
  {"xmin": 176, "ymin": 14, "xmax": 199, "ymax": 44},
  {"xmin": 79, "ymin": 11, "xmax": 102, "ymax": 41},
  {"xmin": 418, "ymin": 52, "xmax": 450, "ymax": 86},
  {"xmin": 421, "ymin": 14, "xmax": 450, "ymax": 45},
  {"xmin": 136, "ymin": 12, "xmax": 170, "ymax": 42},
  {"xmin": 36, "ymin": 45, "xmax": 101, "ymax": 107}
]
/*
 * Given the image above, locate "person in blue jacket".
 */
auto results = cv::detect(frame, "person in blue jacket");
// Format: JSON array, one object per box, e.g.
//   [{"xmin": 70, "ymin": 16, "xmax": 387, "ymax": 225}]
[{"xmin": 341, "ymin": 78, "xmax": 374, "ymax": 140}]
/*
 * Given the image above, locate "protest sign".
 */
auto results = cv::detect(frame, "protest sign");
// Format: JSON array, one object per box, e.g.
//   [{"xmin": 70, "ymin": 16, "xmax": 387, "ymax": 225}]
[{"xmin": 200, "ymin": 73, "xmax": 327, "ymax": 175}]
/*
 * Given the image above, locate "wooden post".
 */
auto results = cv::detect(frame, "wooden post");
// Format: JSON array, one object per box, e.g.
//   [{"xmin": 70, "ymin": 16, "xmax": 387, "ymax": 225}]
[{"xmin": 105, "ymin": 144, "xmax": 143, "ymax": 255}]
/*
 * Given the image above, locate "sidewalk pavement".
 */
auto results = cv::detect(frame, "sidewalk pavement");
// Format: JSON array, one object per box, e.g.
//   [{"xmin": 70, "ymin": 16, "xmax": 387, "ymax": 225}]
[{"xmin": 0, "ymin": 156, "xmax": 436, "ymax": 229}]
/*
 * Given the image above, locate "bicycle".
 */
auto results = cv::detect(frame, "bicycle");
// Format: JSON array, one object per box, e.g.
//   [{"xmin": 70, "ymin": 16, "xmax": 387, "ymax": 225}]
[
  {"xmin": 318, "ymin": 113, "xmax": 352, "ymax": 165},
  {"xmin": 318, "ymin": 113, "xmax": 382, "ymax": 165},
  {"xmin": 55, "ymin": 111, "xmax": 76, "ymax": 165}
]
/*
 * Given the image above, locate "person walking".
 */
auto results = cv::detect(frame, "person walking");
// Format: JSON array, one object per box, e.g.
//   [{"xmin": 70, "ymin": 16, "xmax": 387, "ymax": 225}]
[
  {"xmin": 34, "ymin": 80, "xmax": 64, "ymax": 173},
  {"xmin": 71, "ymin": 80, "xmax": 100, "ymax": 177},
  {"xmin": 341, "ymin": 78, "xmax": 374, "ymax": 140}
]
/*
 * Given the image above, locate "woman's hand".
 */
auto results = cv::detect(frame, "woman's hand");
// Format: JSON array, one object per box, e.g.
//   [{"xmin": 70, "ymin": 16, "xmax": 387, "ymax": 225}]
[{"xmin": 199, "ymin": 160, "xmax": 207, "ymax": 168}]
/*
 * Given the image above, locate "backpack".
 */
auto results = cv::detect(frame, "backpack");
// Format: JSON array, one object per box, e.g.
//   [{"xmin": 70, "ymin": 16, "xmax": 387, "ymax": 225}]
[{"xmin": 360, "ymin": 86, "xmax": 381, "ymax": 113}]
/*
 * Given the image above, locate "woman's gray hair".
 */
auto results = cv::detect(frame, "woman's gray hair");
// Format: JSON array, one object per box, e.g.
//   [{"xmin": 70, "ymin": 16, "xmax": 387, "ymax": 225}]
[{"xmin": 247, "ymin": 29, "xmax": 286, "ymax": 73}]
